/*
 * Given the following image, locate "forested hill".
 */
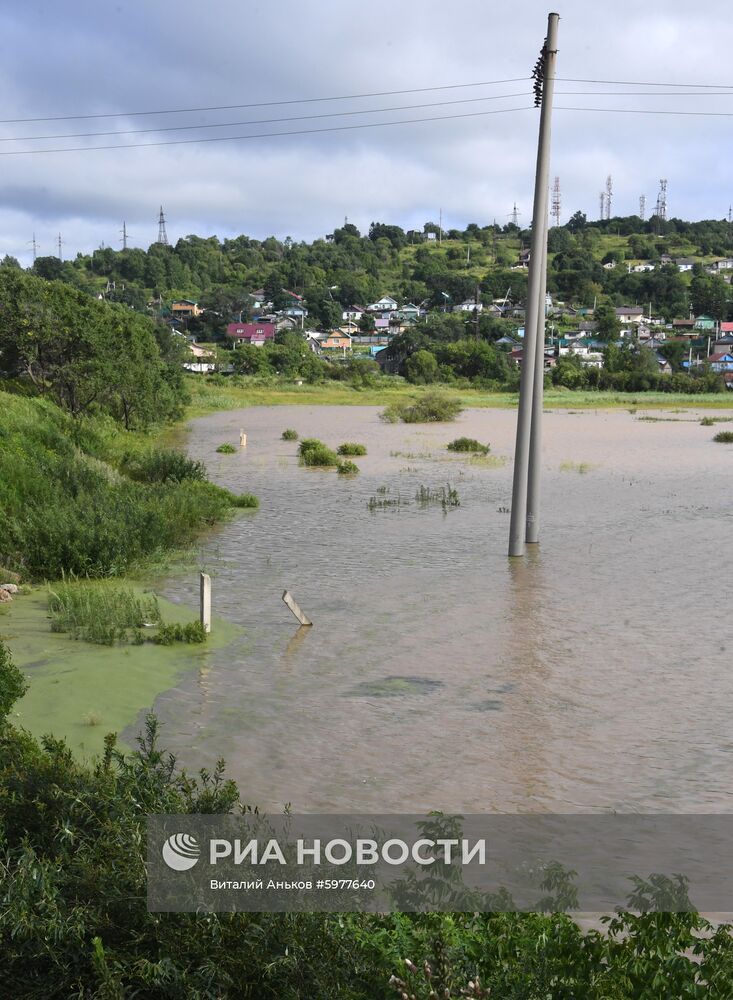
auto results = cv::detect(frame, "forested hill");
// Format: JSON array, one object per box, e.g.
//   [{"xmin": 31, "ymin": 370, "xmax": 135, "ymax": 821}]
[{"xmin": 3, "ymin": 214, "xmax": 732, "ymax": 331}]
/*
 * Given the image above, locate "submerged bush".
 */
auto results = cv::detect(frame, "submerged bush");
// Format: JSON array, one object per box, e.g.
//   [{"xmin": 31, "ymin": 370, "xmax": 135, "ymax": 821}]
[
  {"xmin": 337, "ymin": 460, "xmax": 359, "ymax": 475},
  {"xmin": 231, "ymin": 493, "xmax": 259, "ymax": 509},
  {"xmin": 381, "ymin": 392, "xmax": 463, "ymax": 424},
  {"xmin": 713, "ymin": 431, "xmax": 733, "ymax": 443},
  {"xmin": 151, "ymin": 621, "xmax": 208, "ymax": 645},
  {"xmin": 298, "ymin": 438, "xmax": 339, "ymax": 467},
  {"xmin": 447, "ymin": 437, "xmax": 490, "ymax": 454},
  {"xmin": 215, "ymin": 443, "xmax": 237, "ymax": 454},
  {"xmin": 281, "ymin": 428, "xmax": 299, "ymax": 440},
  {"xmin": 337, "ymin": 442, "xmax": 367, "ymax": 456}
]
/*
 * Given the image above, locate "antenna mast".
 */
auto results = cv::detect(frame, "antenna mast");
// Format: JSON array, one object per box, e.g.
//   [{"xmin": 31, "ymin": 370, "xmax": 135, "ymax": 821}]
[
  {"xmin": 28, "ymin": 233, "xmax": 38, "ymax": 261},
  {"xmin": 639, "ymin": 194, "xmax": 646, "ymax": 221},
  {"xmin": 157, "ymin": 206, "xmax": 169, "ymax": 246},
  {"xmin": 508, "ymin": 202, "xmax": 521, "ymax": 227},
  {"xmin": 605, "ymin": 175, "xmax": 613, "ymax": 220},
  {"xmin": 57, "ymin": 233, "xmax": 63, "ymax": 261},
  {"xmin": 551, "ymin": 176, "xmax": 561, "ymax": 227},
  {"xmin": 599, "ymin": 191, "xmax": 606, "ymax": 220},
  {"xmin": 120, "ymin": 221, "xmax": 128, "ymax": 250}
]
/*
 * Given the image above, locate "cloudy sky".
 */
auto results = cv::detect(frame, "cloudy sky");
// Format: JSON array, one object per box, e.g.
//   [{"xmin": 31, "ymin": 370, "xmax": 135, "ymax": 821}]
[{"xmin": 1, "ymin": 1, "xmax": 731, "ymax": 265}]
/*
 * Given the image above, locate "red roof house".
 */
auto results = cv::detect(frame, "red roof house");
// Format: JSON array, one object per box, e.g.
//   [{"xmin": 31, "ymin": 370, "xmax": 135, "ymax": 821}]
[{"xmin": 226, "ymin": 323, "xmax": 276, "ymax": 345}]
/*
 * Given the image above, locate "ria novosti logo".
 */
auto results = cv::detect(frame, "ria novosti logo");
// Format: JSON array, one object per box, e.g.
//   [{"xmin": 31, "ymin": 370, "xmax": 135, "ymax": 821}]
[{"xmin": 162, "ymin": 833, "xmax": 201, "ymax": 871}]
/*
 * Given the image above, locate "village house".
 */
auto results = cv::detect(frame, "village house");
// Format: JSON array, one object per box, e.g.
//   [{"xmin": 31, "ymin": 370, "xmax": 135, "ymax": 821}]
[
  {"xmin": 320, "ymin": 331, "xmax": 352, "ymax": 352},
  {"xmin": 707, "ymin": 352, "xmax": 733, "ymax": 372},
  {"xmin": 226, "ymin": 322, "xmax": 276, "ymax": 346},
  {"xmin": 615, "ymin": 306, "xmax": 645, "ymax": 324},
  {"xmin": 170, "ymin": 299, "xmax": 203, "ymax": 319},
  {"xmin": 342, "ymin": 306, "xmax": 365, "ymax": 322},
  {"xmin": 675, "ymin": 258, "xmax": 697, "ymax": 272},
  {"xmin": 366, "ymin": 295, "xmax": 398, "ymax": 313},
  {"xmin": 453, "ymin": 298, "xmax": 483, "ymax": 313}
]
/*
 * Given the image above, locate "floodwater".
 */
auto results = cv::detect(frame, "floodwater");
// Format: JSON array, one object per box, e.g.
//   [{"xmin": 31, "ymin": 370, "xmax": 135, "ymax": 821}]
[{"xmin": 141, "ymin": 405, "xmax": 733, "ymax": 814}]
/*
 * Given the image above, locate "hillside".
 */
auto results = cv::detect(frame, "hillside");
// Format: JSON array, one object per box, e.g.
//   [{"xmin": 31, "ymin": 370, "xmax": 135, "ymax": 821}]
[{"xmin": 5, "ymin": 214, "xmax": 731, "ymax": 333}]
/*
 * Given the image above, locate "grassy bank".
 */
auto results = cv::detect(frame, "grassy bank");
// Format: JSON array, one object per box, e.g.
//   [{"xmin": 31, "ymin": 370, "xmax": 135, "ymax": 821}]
[
  {"xmin": 185, "ymin": 375, "xmax": 733, "ymax": 414},
  {"xmin": 0, "ymin": 389, "xmax": 254, "ymax": 756},
  {"xmin": 0, "ymin": 391, "xmax": 256, "ymax": 580}
]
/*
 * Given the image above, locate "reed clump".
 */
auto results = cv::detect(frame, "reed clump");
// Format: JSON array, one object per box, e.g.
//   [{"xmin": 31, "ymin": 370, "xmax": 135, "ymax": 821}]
[{"xmin": 48, "ymin": 581, "xmax": 162, "ymax": 645}]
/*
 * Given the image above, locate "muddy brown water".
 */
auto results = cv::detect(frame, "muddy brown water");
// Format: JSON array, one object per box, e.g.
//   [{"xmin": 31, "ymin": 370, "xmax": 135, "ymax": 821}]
[{"xmin": 136, "ymin": 405, "xmax": 732, "ymax": 815}]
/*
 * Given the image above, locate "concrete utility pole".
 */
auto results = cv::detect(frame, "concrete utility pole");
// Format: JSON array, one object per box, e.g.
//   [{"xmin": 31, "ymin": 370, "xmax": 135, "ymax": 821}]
[{"xmin": 508, "ymin": 11, "xmax": 559, "ymax": 558}]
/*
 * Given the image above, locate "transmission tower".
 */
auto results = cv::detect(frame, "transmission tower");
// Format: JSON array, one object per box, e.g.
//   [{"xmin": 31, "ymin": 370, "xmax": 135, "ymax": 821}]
[
  {"xmin": 508, "ymin": 202, "xmax": 521, "ymax": 227},
  {"xmin": 551, "ymin": 176, "xmax": 561, "ymax": 227},
  {"xmin": 27, "ymin": 233, "xmax": 38, "ymax": 261},
  {"xmin": 57, "ymin": 233, "xmax": 63, "ymax": 261},
  {"xmin": 605, "ymin": 175, "xmax": 613, "ymax": 220},
  {"xmin": 599, "ymin": 191, "xmax": 606, "ymax": 220},
  {"xmin": 120, "ymin": 221, "xmax": 128, "ymax": 250},
  {"xmin": 639, "ymin": 195, "xmax": 646, "ymax": 221},
  {"xmin": 157, "ymin": 206, "xmax": 169, "ymax": 245}
]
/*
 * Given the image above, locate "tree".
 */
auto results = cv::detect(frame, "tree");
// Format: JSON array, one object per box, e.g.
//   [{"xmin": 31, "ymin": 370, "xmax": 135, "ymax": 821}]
[
  {"xmin": 405, "ymin": 349, "xmax": 439, "ymax": 384},
  {"xmin": 566, "ymin": 211, "xmax": 587, "ymax": 233},
  {"xmin": 594, "ymin": 302, "xmax": 621, "ymax": 341}
]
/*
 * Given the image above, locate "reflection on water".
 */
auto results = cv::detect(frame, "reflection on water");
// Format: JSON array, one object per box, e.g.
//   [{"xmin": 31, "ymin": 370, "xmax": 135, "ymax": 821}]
[{"xmin": 135, "ymin": 405, "xmax": 733, "ymax": 813}]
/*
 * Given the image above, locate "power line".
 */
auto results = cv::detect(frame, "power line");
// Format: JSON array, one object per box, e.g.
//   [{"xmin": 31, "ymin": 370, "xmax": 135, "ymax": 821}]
[
  {"xmin": 0, "ymin": 105, "xmax": 536, "ymax": 156},
  {"xmin": 556, "ymin": 106, "xmax": 733, "ymax": 117},
  {"xmin": 0, "ymin": 78, "xmax": 532, "ymax": 125},
  {"xmin": 0, "ymin": 92, "xmax": 532, "ymax": 143},
  {"xmin": 558, "ymin": 76, "xmax": 733, "ymax": 89}
]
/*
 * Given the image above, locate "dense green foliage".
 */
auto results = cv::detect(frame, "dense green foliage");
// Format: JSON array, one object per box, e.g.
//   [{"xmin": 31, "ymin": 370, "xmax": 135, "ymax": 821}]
[
  {"xmin": 0, "ymin": 268, "xmax": 186, "ymax": 427},
  {"xmin": 337, "ymin": 459, "xmax": 359, "ymax": 474},
  {"xmin": 3, "ymin": 643, "xmax": 733, "ymax": 998},
  {"xmin": 0, "ymin": 393, "xmax": 251, "ymax": 580},
  {"xmin": 281, "ymin": 428, "xmax": 299, "ymax": 440},
  {"xmin": 215, "ymin": 443, "xmax": 237, "ymax": 454},
  {"xmin": 713, "ymin": 431, "xmax": 733, "ymax": 442}
]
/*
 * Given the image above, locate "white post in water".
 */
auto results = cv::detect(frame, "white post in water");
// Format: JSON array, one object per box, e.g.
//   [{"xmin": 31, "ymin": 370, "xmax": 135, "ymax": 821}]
[
  {"xmin": 239, "ymin": 429, "xmax": 247, "ymax": 447},
  {"xmin": 508, "ymin": 11, "xmax": 559, "ymax": 557},
  {"xmin": 200, "ymin": 572, "xmax": 211, "ymax": 633},
  {"xmin": 282, "ymin": 590, "xmax": 313, "ymax": 626}
]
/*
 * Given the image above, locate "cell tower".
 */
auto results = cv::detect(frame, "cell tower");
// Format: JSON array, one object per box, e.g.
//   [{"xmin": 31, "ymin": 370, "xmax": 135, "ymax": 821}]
[
  {"xmin": 508, "ymin": 202, "xmax": 521, "ymax": 227},
  {"xmin": 599, "ymin": 191, "xmax": 606, "ymax": 220},
  {"xmin": 639, "ymin": 195, "xmax": 646, "ymax": 221},
  {"xmin": 655, "ymin": 179, "xmax": 667, "ymax": 222},
  {"xmin": 57, "ymin": 233, "xmax": 63, "ymax": 262},
  {"xmin": 28, "ymin": 233, "xmax": 38, "ymax": 261},
  {"xmin": 551, "ymin": 176, "xmax": 561, "ymax": 227},
  {"xmin": 120, "ymin": 221, "xmax": 128, "ymax": 250},
  {"xmin": 157, "ymin": 206, "xmax": 169, "ymax": 246},
  {"xmin": 605, "ymin": 175, "xmax": 613, "ymax": 220}
]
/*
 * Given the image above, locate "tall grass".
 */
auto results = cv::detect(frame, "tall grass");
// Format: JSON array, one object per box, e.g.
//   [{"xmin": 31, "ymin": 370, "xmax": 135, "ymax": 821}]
[{"xmin": 48, "ymin": 581, "xmax": 162, "ymax": 645}]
